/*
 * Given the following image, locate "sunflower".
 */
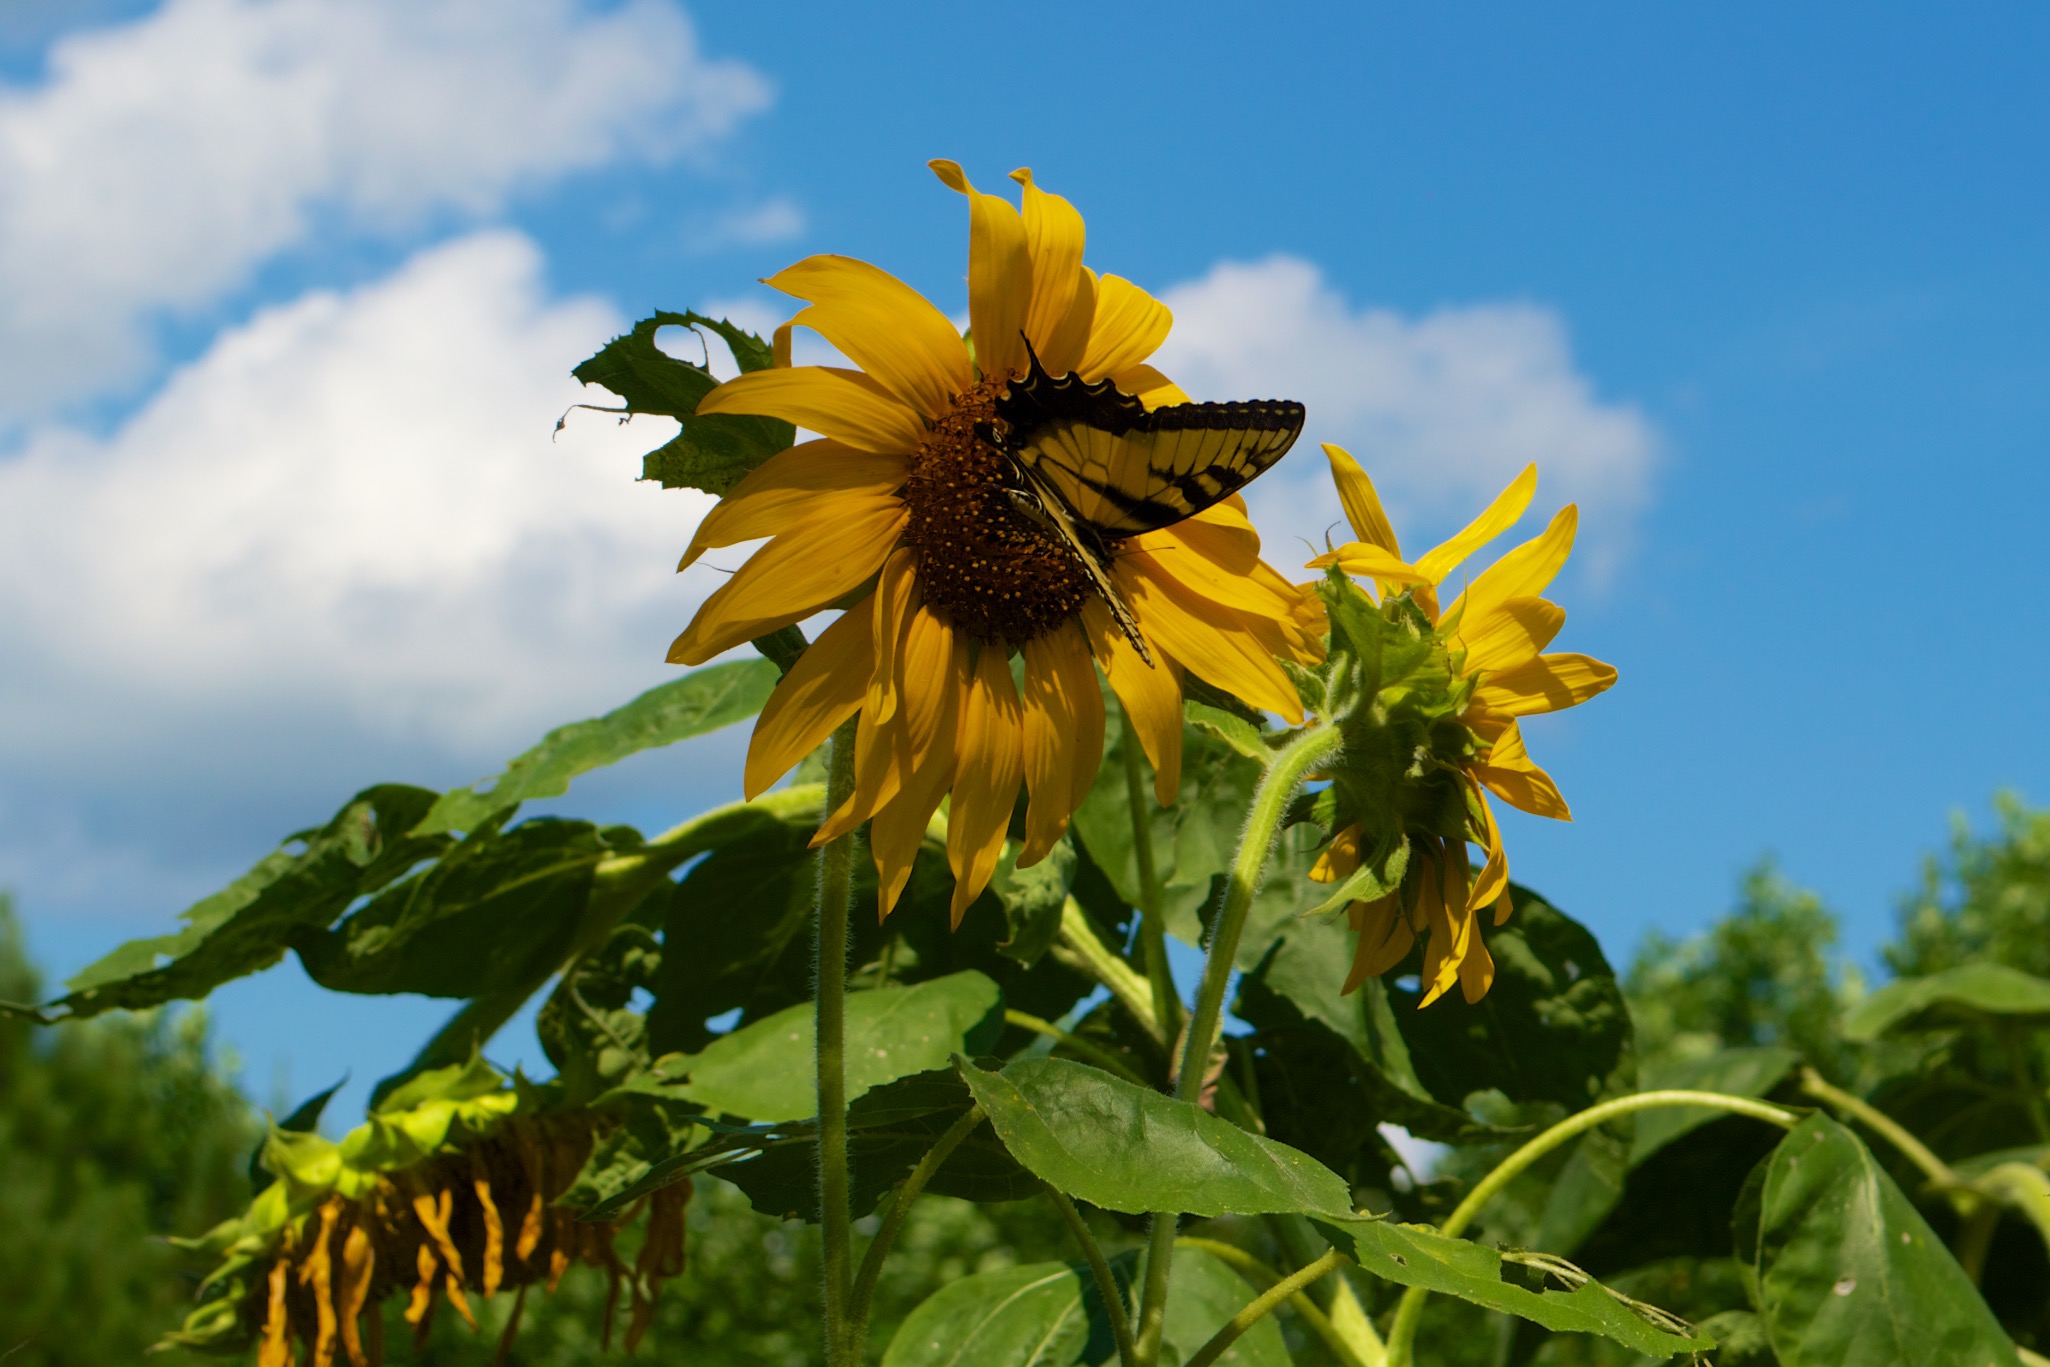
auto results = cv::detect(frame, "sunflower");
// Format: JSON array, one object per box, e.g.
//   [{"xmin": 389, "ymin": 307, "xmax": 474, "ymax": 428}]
[
  {"xmin": 1305, "ymin": 444, "xmax": 1616, "ymax": 1006},
  {"xmin": 668, "ymin": 161, "xmax": 1320, "ymax": 922}
]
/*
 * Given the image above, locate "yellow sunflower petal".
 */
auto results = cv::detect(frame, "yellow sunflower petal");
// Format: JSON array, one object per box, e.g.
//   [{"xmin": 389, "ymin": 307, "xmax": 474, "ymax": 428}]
[
  {"xmin": 743, "ymin": 595, "xmax": 874, "ymax": 799},
  {"xmin": 1471, "ymin": 651, "xmax": 1617, "ymax": 717},
  {"xmin": 1009, "ymin": 169, "xmax": 1087, "ymax": 376},
  {"xmin": 698, "ymin": 366, "xmax": 928, "ymax": 455},
  {"xmin": 1323, "ymin": 445, "xmax": 1401, "ymax": 556},
  {"xmin": 1417, "ymin": 849, "xmax": 1474, "ymax": 1008},
  {"xmin": 1342, "ymin": 894, "xmax": 1414, "ymax": 994},
  {"xmin": 668, "ymin": 499, "xmax": 905, "ymax": 665},
  {"xmin": 1456, "ymin": 920, "xmax": 1496, "ymax": 1003},
  {"xmin": 868, "ymin": 547, "xmax": 920, "ymax": 725},
  {"xmin": 1308, "ymin": 540, "xmax": 1433, "ymax": 590},
  {"xmin": 947, "ymin": 645, "xmax": 1025, "ymax": 924},
  {"xmin": 930, "ymin": 159, "xmax": 1031, "ymax": 382},
  {"xmin": 1467, "ymin": 786, "xmax": 1509, "ymax": 916},
  {"xmin": 869, "ymin": 611, "xmax": 966, "ymax": 918},
  {"xmin": 1077, "ymin": 274, "xmax": 1172, "ymax": 382},
  {"xmin": 1472, "ymin": 721, "xmax": 1573, "ymax": 821},
  {"xmin": 1310, "ymin": 824, "xmax": 1363, "ymax": 884},
  {"xmin": 1081, "ymin": 598, "xmax": 1184, "ymax": 806},
  {"xmin": 1111, "ymin": 363, "xmax": 1192, "ymax": 409},
  {"xmin": 1117, "ymin": 558, "xmax": 1304, "ymax": 723},
  {"xmin": 1123, "ymin": 532, "xmax": 1298, "ymax": 620},
  {"xmin": 1442, "ymin": 503, "xmax": 1578, "ymax": 630},
  {"xmin": 1019, "ymin": 622, "xmax": 1104, "ymax": 864},
  {"xmin": 1039, "ymin": 266, "xmax": 1097, "ymax": 382},
  {"xmin": 1453, "ymin": 595, "xmax": 1566, "ymax": 678},
  {"xmin": 680, "ymin": 441, "xmax": 905, "ymax": 570},
  {"xmin": 1414, "ymin": 464, "xmax": 1538, "ymax": 586},
  {"xmin": 768, "ymin": 255, "xmax": 972, "ymax": 421}
]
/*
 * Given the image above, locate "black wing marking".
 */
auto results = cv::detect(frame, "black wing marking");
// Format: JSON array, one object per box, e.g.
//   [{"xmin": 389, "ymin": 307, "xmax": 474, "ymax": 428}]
[{"xmin": 993, "ymin": 344, "xmax": 1305, "ymax": 538}]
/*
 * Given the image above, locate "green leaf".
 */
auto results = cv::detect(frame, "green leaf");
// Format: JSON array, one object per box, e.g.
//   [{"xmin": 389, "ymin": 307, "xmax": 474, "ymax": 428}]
[
  {"xmin": 417, "ymin": 659, "xmax": 778, "ymax": 835},
  {"xmin": 957, "ymin": 1055, "xmax": 1355, "ymax": 1217},
  {"xmin": 1631, "ymin": 1046, "xmax": 1799, "ymax": 1165},
  {"xmin": 1742, "ymin": 1113, "xmax": 2020, "ymax": 1366},
  {"xmin": 57, "ymin": 785, "xmax": 447, "ymax": 1017},
  {"xmin": 1391, "ymin": 885, "xmax": 1636, "ymax": 1113},
  {"xmin": 571, "ymin": 310, "xmax": 794, "ymax": 495},
  {"xmin": 1155, "ymin": 1245, "xmax": 1292, "ymax": 1366},
  {"xmin": 1184, "ymin": 700, "xmax": 1270, "ymax": 763},
  {"xmin": 294, "ymin": 816, "xmax": 615, "ymax": 997},
  {"xmin": 1315, "ymin": 1216, "xmax": 1714, "ymax": 1358},
  {"xmin": 558, "ymin": 1093, "xmax": 700, "ymax": 1214},
  {"xmin": 680, "ymin": 972, "xmax": 1005, "ymax": 1122},
  {"xmin": 991, "ymin": 837, "xmax": 1076, "ymax": 968},
  {"xmin": 1238, "ymin": 911, "xmax": 1520, "ymax": 1150},
  {"xmin": 1841, "ymin": 962, "xmax": 2050, "ymax": 1041},
  {"xmin": 711, "ymin": 1069, "xmax": 1034, "ymax": 1222},
  {"xmin": 880, "ymin": 1261, "xmax": 1096, "ymax": 1367}
]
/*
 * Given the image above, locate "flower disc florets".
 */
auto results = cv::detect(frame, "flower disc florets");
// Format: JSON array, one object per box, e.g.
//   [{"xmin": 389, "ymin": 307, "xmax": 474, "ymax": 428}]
[{"xmin": 899, "ymin": 375, "xmax": 1097, "ymax": 647}]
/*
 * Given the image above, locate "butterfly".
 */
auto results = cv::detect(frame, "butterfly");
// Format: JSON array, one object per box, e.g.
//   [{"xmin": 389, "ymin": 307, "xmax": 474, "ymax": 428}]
[{"xmin": 986, "ymin": 342, "xmax": 1306, "ymax": 666}]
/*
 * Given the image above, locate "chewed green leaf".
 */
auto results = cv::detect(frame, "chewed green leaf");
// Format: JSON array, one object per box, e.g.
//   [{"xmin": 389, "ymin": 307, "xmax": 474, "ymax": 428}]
[
  {"xmin": 680, "ymin": 971, "xmax": 1004, "ymax": 1122},
  {"xmin": 1744, "ymin": 1114, "xmax": 2020, "ymax": 1366},
  {"xmin": 957, "ymin": 1055, "xmax": 1355, "ymax": 1217},
  {"xmin": 1316, "ymin": 1216, "xmax": 1715, "ymax": 1357},
  {"xmin": 1840, "ymin": 961, "xmax": 2050, "ymax": 1041},
  {"xmin": 419, "ymin": 659, "xmax": 778, "ymax": 835},
  {"xmin": 571, "ymin": 310, "xmax": 793, "ymax": 495},
  {"xmin": 57, "ymin": 785, "xmax": 447, "ymax": 1018}
]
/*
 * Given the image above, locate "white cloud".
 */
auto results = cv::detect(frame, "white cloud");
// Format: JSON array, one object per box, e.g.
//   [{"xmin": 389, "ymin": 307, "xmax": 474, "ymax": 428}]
[
  {"xmin": 0, "ymin": 0, "xmax": 772, "ymax": 421},
  {"xmin": 685, "ymin": 195, "xmax": 806, "ymax": 253},
  {"xmin": 1150, "ymin": 256, "xmax": 1658, "ymax": 579},
  {"xmin": 0, "ymin": 230, "xmax": 715, "ymax": 770}
]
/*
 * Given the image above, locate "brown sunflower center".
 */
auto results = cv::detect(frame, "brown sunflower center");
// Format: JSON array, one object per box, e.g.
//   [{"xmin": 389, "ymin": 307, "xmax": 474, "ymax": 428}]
[{"xmin": 899, "ymin": 376, "xmax": 1098, "ymax": 647}]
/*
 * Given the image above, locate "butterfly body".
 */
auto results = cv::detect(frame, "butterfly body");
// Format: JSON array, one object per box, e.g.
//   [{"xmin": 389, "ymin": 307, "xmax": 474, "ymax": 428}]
[{"xmin": 988, "ymin": 344, "xmax": 1306, "ymax": 665}]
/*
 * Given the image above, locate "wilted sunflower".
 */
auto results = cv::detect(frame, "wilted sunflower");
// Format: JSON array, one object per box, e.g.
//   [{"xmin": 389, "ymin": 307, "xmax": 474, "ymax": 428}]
[
  {"xmin": 670, "ymin": 161, "xmax": 1320, "ymax": 921},
  {"xmin": 1306, "ymin": 445, "xmax": 1616, "ymax": 1006}
]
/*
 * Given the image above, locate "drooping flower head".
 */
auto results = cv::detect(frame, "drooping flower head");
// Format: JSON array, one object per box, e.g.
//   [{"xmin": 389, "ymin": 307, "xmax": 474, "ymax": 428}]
[
  {"xmin": 670, "ymin": 162, "xmax": 1321, "ymax": 922},
  {"xmin": 1303, "ymin": 445, "xmax": 1616, "ymax": 1007}
]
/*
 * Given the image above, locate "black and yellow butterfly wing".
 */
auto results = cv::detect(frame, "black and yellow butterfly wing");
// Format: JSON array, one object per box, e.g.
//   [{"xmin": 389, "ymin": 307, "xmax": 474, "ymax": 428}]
[{"xmin": 989, "ymin": 348, "xmax": 1306, "ymax": 665}]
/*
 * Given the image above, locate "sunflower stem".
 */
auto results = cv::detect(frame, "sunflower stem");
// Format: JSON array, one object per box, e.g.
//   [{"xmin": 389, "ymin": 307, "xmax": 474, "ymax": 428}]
[
  {"xmin": 846, "ymin": 1104, "xmax": 986, "ymax": 1359},
  {"xmin": 815, "ymin": 719, "xmax": 860, "ymax": 1367},
  {"xmin": 1121, "ymin": 702, "xmax": 1183, "ymax": 1037},
  {"xmin": 1382, "ymin": 1088, "xmax": 1800, "ymax": 1367},
  {"xmin": 1135, "ymin": 720, "xmax": 1342, "ymax": 1366}
]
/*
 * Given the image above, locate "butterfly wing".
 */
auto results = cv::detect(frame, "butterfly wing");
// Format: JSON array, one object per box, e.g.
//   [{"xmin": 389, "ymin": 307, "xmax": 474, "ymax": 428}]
[{"xmin": 995, "ymin": 355, "xmax": 1306, "ymax": 538}]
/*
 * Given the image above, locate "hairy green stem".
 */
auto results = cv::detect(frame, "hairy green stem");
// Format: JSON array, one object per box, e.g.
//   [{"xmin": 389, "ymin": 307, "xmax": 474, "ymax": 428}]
[
  {"xmin": 1179, "ymin": 1238, "xmax": 1376, "ymax": 1367},
  {"xmin": 1135, "ymin": 721, "xmax": 1342, "ymax": 1365},
  {"xmin": 1186, "ymin": 1250, "xmax": 1348, "ymax": 1367},
  {"xmin": 845, "ymin": 1104, "xmax": 987, "ymax": 1357},
  {"xmin": 1121, "ymin": 704, "xmax": 1183, "ymax": 1037},
  {"xmin": 1385, "ymin": 1089, "xmax": 1800, "ymax": 1366},
  {"xmin": 816, "ymin": 723, "xmax": 860, "ymax": 1366},
  {"xmin": 1053, "ymin": 895, "xmax": 1165, "ymax": 1044},
  {"xmin": 1005, "ymin": 1008, "xmax": 1150, "ymax": 1087},
  {"xmin": 1051, "ymin": 1187, "xmax": 1140, "ymax": 1367}
]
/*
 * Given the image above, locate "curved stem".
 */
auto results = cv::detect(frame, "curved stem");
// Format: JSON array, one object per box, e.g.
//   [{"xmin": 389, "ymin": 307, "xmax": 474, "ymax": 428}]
[
  {"xmin": 1005, "ymin": 1009, "xmax": 1150, "ymax": 1087},
  {"xmin": 1178, "ymin": 1238, "xmax": 1376, "ymax": 1367},
  {"xmin": 816, "ymin": 722, "xmax": 859, "ymax": 1366},
  {"xmin": 1053, "ymin": 896, "xmax": 1165, "ymax": 1045},
  {"xmin": 1384, "ymin": 1089, "xmax": 1800, "ymax": 1367},
  {"xmin": 1121, "ymin": 703, "xmax": 1182, "ymax": 1036},
  {"xmin": 845, "ymin": 1104, "xmax": 987, "ymax": 1355},
  {"xmin": 1186, "ymin": 1250, "xmax": 1348, "ymax": 1367},
  {"xmin": 1135, "ymin": 721, "xmax": 1342, "ymax": 1365},
  {"xmin": 1050, "ymin": 1187, "xmax": 1139, "ymax": 1367},
  {"xmin": 1798, "ymin": 1066, "xmax": 1958, "ymax": 1193}
]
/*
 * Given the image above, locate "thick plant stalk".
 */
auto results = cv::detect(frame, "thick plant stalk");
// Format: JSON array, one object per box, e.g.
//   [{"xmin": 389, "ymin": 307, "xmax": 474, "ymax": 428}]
[
  {"xmin": 815, "ymin": 720, "xmax": 861, "ymax": 1366},
  {"xmin": 1134, "ymin": 721, "xmax": 1342, "ymax": 1366},
  {"xmin": 1383, "ymin": 1089, "xmax": 1801, "ymax": 1367}
]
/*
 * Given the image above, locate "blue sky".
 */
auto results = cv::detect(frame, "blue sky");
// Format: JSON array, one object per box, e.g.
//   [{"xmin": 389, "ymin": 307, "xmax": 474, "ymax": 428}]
[{"xmin": 2, "ymin": 1, "xmax": 2045, "ymax": 1117}]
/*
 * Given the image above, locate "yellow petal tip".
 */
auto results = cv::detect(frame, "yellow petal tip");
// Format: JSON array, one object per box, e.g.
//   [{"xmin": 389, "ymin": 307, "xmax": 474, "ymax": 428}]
[{"xmin": 928, "ymin": 159, "xmax": 969, "ymax": 193}]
